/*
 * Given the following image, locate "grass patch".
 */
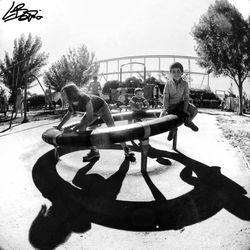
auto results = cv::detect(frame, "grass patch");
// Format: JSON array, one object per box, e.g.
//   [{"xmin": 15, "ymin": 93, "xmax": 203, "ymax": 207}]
[{"xmin": 217, "ymin": 114, "xmax": 250, "ymax": 165}]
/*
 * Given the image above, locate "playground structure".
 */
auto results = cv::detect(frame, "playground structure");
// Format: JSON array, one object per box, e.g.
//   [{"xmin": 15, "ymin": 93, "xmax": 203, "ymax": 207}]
[
  {"xmin": 97, "ymin": 55, "xmax": 209, "ymax": 110},
  {"xmin": 96, "ymin": 54, "xmax": 208, "ymax": 85},
  {"xmin": 42, "ymin": 109, "xmax": 184, "ymax": 172}
]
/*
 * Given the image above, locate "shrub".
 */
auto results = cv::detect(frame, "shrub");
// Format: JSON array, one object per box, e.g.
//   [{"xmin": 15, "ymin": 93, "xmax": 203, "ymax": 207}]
[
  {"xmin": 102, "ymin": 80, "xmax": 120, "ymax": 94},
  {"xmin": 121, "ymin": 77, "xmax": 143, "ymax": 88},
  {"xmin": 28, "ymin": 95, "xmax": 45, "ymax": 108}
]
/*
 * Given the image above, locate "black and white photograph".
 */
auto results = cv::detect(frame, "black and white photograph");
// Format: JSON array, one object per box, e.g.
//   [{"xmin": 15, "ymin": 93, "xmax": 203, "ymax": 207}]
[{"xmin": 0, "ymin": 0, "xmax": 250, "ymax": 249}]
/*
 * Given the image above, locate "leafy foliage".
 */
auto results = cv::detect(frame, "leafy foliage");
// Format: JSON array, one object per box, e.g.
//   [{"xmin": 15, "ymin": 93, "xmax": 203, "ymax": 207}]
[
  {"xmin": 0, "ymin": 33, "xmax": 48, "ymax": 94},
  {"xmin": 192, "ymin": 0, "xmax": 250, "ymax": 79},
  {"xmin": 43, "ymin": 58, "xmax": 71, "ymax": 92},
  {"xmin": 27, "ymin": 94, "xmax": 45, "ymax": 108},
  {"xmin": 0, "ymin": 83, "xmax": 10, "ymax": 101},
  {"xmin": 43, "ymin": 45, "xmax": 99, "ymax": 91},
  {"xmin": 192, "ymin": 0, "xmax": 250, "ymax": 114},
  {"xmin": 121, "ymin": 76, "xmax": 143, "ymax": 88},
  {"xmin": 102, "ymin": 80, "xmax": 120, "ymax": 94}
]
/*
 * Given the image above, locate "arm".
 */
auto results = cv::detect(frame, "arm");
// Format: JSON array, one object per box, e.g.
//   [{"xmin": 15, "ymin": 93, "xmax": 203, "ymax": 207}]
[
  {"xmin": 162, "ymin": 84, "xmax": 170, "ymax": 112},
  {"xmin": 57, "ymin": 109, "xmax": 73, "ymax": 130},
  {"xmin": 98, "ymin": 82, "xmax": 102, "ymax": 91},
  {"xmin": 143, "ymin": 98, "xmax": 150, "ymax": 109},
  {"xmin": 73, "ymin": 100, "xmax": 94, "ymax": 132},
  {"xmin": 129, "ymin": 98, "xmax": 136, "ymax": 111}
]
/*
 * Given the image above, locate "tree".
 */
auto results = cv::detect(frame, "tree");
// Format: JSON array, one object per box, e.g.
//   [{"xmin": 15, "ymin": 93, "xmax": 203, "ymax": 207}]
[
  {"xmin": 44, "ymin": 44, "xmax": 99, "ymax": 91},
  {"xmin": 43, "ymin": 58, "xmax": 71, "ymax": 92},
  {"xmin": 0, "ymin": 83, "xmax": 10, "ymax": 113},
  {"xmin": 191, "ymin": 0, "xmax": 250, "ymax": 114},
  {"xmin": 0, "ymin": 33, "xmax": 48, "ymax": 94},
  {"xmin": 102, "ymin": 80, "xmax": 120, "ymax": 95},
  {"xmin": 122, "ymin": 76, "xmax": 143, "ymax": 88},
  {"xmin": 0, "ymin": 33, "xmax": 48, "ymax": 122}
]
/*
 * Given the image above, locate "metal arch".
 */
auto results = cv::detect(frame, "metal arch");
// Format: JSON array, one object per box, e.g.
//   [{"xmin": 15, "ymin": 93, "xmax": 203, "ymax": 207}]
[
  {"xmin": 120, "ymin": 62, "xmax": 145, "ymax": 67},
  {"xmin": 120, "ymin": 61, "xmax": 146, "ymax": 84},
  {"xmin": 96, "ymin": 54, "xmax": 199, "ymax": 63},
  {"xmin": 95, "ymin": 54, "xmax": 208, "ymax": 86}
]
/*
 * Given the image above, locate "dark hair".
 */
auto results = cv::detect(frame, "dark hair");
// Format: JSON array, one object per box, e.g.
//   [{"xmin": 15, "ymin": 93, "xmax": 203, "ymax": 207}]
[
  {"xmin": 134, "ymin": 88, "xmax": 143, "ymax": 94},
  {"xmin": 170, "ymin": 62, "xmax": 184, "ymax": 73},
  {"xmin": 61, "ymin": 82, "xmax": 81, "ymax": 102}
]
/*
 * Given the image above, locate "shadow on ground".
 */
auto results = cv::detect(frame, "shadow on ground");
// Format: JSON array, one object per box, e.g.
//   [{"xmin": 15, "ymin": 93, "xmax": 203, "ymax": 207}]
[{"xmin": 29, "ymin": 143, "xmax": 250, "ymax": 250}]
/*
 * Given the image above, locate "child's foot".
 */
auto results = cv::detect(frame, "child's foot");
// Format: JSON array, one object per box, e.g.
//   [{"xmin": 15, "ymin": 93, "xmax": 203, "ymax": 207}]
[
  {"xmin": 124, "ymin": 146, "xmax": 136, "ymax": 162},
  {"xmin": 167, "ymin": 129, "xmax": 177, "ymax": 141},
  {"xmin": 185, "ymin": 121, "xmax": 199, "ymax": 132},
  {"xmin": 124, "ymin": 146, "xmax": 134, "ymax": 157},
  {"xmin": 83, "ymin": 150, "xmax": 100, "ymax": 162}
]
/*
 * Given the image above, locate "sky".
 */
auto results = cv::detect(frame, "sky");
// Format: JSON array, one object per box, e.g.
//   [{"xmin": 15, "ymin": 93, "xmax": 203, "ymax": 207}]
[{"xmin": 0, "ymin": 0, "xmax": 250, "ymax": 95}]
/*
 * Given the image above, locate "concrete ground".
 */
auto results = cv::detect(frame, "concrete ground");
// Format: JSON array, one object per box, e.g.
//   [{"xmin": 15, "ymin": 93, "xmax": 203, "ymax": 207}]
[{"xmin": 0, "ymin": 110, "xmax": 250, "ymax": 250}]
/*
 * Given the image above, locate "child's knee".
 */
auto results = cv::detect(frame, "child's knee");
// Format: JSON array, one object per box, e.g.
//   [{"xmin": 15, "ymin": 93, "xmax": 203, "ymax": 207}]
[
  {"xmin": 193, "ymin": 107, "xmax": 198, "ymax": 117},
  {"xmin": 188, "ymin": 104, "xmax": 198, "ymax": 118}
]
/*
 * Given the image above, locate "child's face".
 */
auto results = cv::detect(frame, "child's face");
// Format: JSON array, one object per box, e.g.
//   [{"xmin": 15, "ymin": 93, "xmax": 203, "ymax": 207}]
[
  {"xmin": 135, "ymin": 91, "xmax": 144, "ymax": 98},
  {"xmin": 170, "ymin": 67, "xmax": 183, "ymax": 81}
]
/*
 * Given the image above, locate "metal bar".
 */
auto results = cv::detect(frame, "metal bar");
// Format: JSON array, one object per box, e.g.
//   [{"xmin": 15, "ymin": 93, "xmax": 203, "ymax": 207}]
[
  {"xmin": 130, "ymin": 58, "xmax": 132, "ymax": 77},
  {"xmin": 173, "ymin": 128, "xmax": 178, "ymax": 150},
  {"xmin": 140, "ymin": 138, "xmax": 149, "ymax": 173},
  {"xmin": 54, "ymin": 146, "xmax": 59, "ymax": 160},
  {"xmin": 188, "ymin": 59, "xmax": 191, "ymax": 87},
  {"xmin": 98, "ymin": 70, "xmax": 205, "ymax": 76},
  {"xmin": 143, "ymin": 66, "xmax": 146, "ymax": 84},
  {"xmin": 158, "ymin": 57, "xmax": 161, "ymax": 74},
  {"xmin": 117, "ymin": 60, "xmax": 120, "ymax": 81},
  {"xmin": 22, "ymin": 59, "xmax": 29, "ymax": 123},
  {"xmin": 120, "ymin": 67, "xmax": 122, "ymax": 83},
  {"xmin": 106, "ymin": 61, "xmax": 108, "ymax": 81},
  {"xmin": 96, "ymin": 54, "xmax": 199, "ymax": 63}
]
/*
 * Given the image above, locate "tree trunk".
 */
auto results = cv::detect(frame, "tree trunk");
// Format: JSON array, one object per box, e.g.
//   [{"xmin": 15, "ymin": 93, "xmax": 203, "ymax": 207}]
[
  {"xmin": 22, "ymin": 80, "xmax": 29, "ymax": 122},
  {"xmin": 238, "ymin": 82, "xmax": 243, "ymax": 115},
  {"xmin": 22, "ymin": 60, "xmax": 29, "ymax": 123}
]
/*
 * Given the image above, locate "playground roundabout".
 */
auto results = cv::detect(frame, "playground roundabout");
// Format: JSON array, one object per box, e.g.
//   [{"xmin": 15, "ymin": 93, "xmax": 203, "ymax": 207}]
[{"xmin": 30, "ymin": 109, "xmax": 249, "ymax": 245}]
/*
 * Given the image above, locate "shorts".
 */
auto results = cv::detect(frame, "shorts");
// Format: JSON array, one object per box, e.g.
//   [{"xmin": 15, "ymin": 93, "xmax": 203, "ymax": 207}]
[{"xmin": 93, "ymin": 102, "xmax": 115, "ymax": 127}]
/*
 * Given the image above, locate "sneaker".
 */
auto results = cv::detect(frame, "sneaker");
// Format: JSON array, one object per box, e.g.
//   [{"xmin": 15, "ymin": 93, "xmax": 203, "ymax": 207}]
[
  {"xmin": 83, "ymin": 150, "xmax": 100, "ymax": 162},
  {"xmin": 124, "ymin": 146, "xmax": 135, "ymax": 157},
  {"xmin": 167, "ymin": 129, "xmax": 177, "ymax": 141},
  {"xmin": 185, "ymin": 121, "xmax": 199, "ymax": 132}
]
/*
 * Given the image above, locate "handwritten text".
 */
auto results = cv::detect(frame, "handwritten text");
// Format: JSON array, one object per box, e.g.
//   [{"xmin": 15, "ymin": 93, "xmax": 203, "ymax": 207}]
[{"xmin": 2, "ymin": 1, "xmax": 43, "ymax": 22}]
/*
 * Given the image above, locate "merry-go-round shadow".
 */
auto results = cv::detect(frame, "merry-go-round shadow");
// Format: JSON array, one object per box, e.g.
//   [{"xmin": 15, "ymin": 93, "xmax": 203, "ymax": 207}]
[{"xmin": 29, "ymin": 143, "xmax": 250, "ymax": 250}]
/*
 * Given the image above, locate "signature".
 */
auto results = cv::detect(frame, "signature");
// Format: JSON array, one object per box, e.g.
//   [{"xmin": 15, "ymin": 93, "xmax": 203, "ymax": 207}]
[{"xmin": 2, "ymin": 1, "xmax": 43, "ymax": 22}]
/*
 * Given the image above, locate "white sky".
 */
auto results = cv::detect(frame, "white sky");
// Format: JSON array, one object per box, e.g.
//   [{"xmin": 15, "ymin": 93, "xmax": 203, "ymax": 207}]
[{"xmin": 0, "ymin": 0, "xmax": 250, "ymax": 95}]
